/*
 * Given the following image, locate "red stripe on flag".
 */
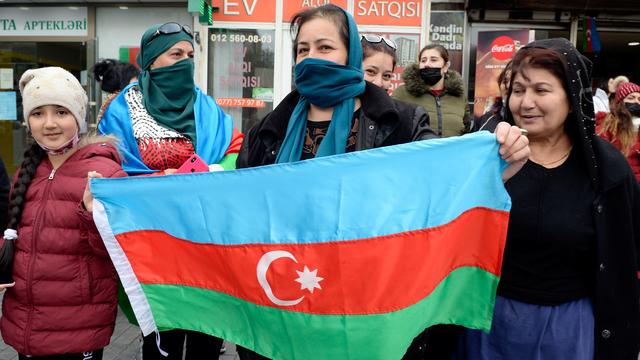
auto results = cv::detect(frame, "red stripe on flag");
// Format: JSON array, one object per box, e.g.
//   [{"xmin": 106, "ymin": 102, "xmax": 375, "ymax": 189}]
[{"xmin": 116, "ymin": 207, "xmax": 508, "ymax": 314}]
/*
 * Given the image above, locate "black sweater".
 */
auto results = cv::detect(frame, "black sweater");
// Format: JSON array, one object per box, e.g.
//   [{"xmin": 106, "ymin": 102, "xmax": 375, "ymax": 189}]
[{"xmin": 498, "ymin": 148, "xmax": 597, "ymax": 305}]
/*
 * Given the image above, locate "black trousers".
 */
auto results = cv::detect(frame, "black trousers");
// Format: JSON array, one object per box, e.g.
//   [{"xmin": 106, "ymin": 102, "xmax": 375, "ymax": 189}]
[
  {"xmin": 142, "ymin": 329, "xmax": 223, "ymax": 360},
  {"xmin": 18, "ymin": 349, "xmax": 103, "ymax": 360}
]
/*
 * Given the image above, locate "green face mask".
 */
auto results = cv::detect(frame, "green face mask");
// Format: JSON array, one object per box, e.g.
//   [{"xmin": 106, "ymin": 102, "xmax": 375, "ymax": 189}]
[{"xmin": 139, "ymin": 58, "xmax": 197, "ymax": 144}]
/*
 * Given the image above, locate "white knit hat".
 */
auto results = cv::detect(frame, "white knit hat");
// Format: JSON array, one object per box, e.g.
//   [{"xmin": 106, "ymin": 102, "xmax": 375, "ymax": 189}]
[{"xmin": 19, "ymin": 67, "xmax": 88, "ymax": 134}]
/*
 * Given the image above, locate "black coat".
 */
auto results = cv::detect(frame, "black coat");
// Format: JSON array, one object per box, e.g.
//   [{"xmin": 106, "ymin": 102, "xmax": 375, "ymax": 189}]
[
  {"xmin": 591, "ymin": 137, "xmax": 640, "ymax": 359},
  {"xmin": 237, "ymin": 82, "xmax": 437, "ymax": 168},
  {"xmin": 0, "ymin": 156, "xmax": 9, "ymax": 231}
]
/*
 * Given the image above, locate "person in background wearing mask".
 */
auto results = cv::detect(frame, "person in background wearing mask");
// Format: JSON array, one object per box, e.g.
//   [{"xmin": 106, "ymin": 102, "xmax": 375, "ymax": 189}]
[
  {"xmin": 473, "ymin": 61, "xmax": 512, "ymax": 133},
  {"xmin": 360, "ymin": 34, "xmax": 436, "ymax": 141},
  {"xmin": 392, "ymin": 44, "xmax": 470, "ymax": 137},
  {"xmin": 98, "ymin": 22, "xmax": 242, "ymax": 359},
  {"xmin": 597, "ymin": 81, "xmax": 640, "ymax": 182},
  {"xmin": 607, "ymin": 75, "xmax": 629, "ymax": 105},
  {"xmin": 0, "ymin": 66, "xmax": 126, "ymax": 359}
]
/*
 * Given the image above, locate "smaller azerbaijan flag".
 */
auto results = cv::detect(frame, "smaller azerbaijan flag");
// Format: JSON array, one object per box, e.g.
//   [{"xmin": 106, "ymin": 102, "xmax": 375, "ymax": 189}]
[
  {"xmin": 118, "ymin": 47, "xmax": 140, "ymax": 68},
  {"xmin": 92, "ymin": 132, "xmax": 511, "ymax": 360},
  {"xmin": 582, "ymin": 16, "xmax": 602, "ymax": 53}
]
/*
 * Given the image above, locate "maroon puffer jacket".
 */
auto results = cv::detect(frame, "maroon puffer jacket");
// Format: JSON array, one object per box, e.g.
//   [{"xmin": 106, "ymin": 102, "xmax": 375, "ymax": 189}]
[{"xmin": 1, "ymin": 138, "xmax": 126, "ymax": 356}]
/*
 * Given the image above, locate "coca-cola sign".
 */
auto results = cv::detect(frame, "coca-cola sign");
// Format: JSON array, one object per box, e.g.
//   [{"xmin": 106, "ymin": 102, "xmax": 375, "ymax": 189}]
[{"xmin": 490, "ymin": 36, "xmax": 516, "ymax": 61}]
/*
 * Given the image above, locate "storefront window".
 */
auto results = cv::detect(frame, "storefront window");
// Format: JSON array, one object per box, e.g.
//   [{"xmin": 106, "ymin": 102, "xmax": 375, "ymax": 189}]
[{"xmin": 208, "ymin": 28, "xmax": 275, "ymax": 132}]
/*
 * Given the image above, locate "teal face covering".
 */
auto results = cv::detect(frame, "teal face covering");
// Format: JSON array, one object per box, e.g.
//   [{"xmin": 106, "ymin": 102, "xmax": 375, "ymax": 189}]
[
  {"xmin": 295, "ymin": 58, "xmax": 365, "ymax": 108},
  {"xmin": 138, "ymin": 58, "xmax": 197, "ymax": 144},
  {"xmin": 136, "ymin": 23, "xmax": 196, "ymax": 144},
  {"xmin": 275, "ymin": 7, "xmax": 365, "ymax": 163}
]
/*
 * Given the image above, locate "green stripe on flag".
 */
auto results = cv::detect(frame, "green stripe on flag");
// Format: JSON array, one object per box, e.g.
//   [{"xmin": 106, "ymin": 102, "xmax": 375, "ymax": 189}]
[
  {"xmin": 119, "ymin": 47, "xmax": 130, "ymax": 63},
  {"xmin": 142, "ymin": 266, "xmax": 498, "ymax": 360}
]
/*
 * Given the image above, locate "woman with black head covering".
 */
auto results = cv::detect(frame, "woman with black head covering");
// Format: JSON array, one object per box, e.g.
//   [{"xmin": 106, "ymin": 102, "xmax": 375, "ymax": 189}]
[{"xmin": 454, "ymin": 38, "xmax": 640, "ymax": 360}]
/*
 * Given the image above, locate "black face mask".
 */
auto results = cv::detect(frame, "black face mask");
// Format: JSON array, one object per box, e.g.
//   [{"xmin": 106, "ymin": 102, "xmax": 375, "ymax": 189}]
[
  {"xmin": 624, "ymin": 102, "xmax": 640, "ymax": 117},
  {"xmin": 419, "ymin": 67, "xmax": 443, "ymax": 86}
]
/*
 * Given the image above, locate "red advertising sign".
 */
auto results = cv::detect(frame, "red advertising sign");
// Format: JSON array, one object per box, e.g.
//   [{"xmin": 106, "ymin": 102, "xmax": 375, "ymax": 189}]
[
  {"xmin": 354, "ymin": 0, "xmax": 422, "ymax": 26},
  {"xmin": 490, "ymin": 36, "xmax": 516, "ymax": 61},
  {"xmin": 213, "ymin": 0, "xmax": 277, "ymax": 22},
  {"xmin": 473, "ymin": 29, "xmax": 533, "ymax": 118},
  {"xmin": 283, "ymin": 0, "xmax": 349, "ymax": 23}
]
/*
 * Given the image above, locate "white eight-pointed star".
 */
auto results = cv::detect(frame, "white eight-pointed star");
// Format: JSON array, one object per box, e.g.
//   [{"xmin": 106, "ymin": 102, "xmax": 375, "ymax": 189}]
[{"xmin": 294, "ymin": 266, "xmax": 324, "ymax": 294}]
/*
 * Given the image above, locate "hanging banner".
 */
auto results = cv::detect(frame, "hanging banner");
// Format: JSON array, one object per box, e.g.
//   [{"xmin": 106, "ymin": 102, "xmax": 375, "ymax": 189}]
[
  {"xmin": 429, "ymin": 11, "xmax": 465, "ymax": 75},
  {"xmin": 473, "ymin": 29, "xmax": 534, "ymax": 118},
  {"xmin": 213, "ymin": 0, "xmax": 277, "ymax": 22},
  {"xmin": 0, "ymin": 7, "xmax": 87, "ymax": 37},
  {"xmin": 354, "ymin": 0, "xmax": 422, "ymax": 26},
  {"xmin": 283, "ymin": 0, "xmax": 349, "ymax": 23}
]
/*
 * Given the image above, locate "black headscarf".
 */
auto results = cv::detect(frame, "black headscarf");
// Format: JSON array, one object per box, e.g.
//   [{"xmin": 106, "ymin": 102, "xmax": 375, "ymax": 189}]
[{"xmin": 505, "ymin": 38, "xmax": 599, "ymax": 190}]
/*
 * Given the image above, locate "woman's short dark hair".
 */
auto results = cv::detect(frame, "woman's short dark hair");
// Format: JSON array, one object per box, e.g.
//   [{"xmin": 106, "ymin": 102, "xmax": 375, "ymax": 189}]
[
  {"xmin": 418, "ymin": 44, "xmax": 449, "ymax": 63},
  {"xmin": 93, "ymin": 59, "xmax": 139, "ymax": 93},
  {"xmin": 361, "ymin": 38, "xmax": 397, "ymax": 70},
  {"xmin": 508, "ymin": 46, "xmax": 577, "ymax": 136},
  {"xmin": 290, "ymin": 4, "xmax": 349, "ymax": 60},
  {"xmin": 509, "ymin": 47, "xmax": 569, "ymax": 96}
]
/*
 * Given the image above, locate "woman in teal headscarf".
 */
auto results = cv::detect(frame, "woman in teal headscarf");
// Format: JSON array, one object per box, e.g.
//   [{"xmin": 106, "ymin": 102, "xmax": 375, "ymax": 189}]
[
  {"xmin": 235, "ymin": 4, "xmax": 529, "ymax": 360},
  {"xmin": 97, "ymin": 22, "xmax": 241, "ymax": 359},
  {"xmin": 98, "ymin": 22, "xmax": 243, "ymax": 175}
]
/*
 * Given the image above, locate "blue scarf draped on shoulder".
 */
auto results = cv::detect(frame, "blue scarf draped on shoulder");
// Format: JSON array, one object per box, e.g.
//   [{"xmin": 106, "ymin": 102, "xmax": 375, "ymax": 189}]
[
  {"xmin": 98, "ymin": 83, "xmax": 233, "ymax": 175},
  {"xmin": 275, "ymin": 7, "xmax": 365, "ymax": 163}
]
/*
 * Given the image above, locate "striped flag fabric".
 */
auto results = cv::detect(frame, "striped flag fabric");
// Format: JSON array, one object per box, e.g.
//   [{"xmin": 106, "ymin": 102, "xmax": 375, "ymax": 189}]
[
  {"xmin": 118, "ymin": 47, "xmax": 140, "ymax": 68},
  {"xmin": 582, "ymin": 16, "xmax": 602, "ymax": 53},
  {"xmin": 92, "ymin": 132, "xmax": 511, "ymax": 360}
]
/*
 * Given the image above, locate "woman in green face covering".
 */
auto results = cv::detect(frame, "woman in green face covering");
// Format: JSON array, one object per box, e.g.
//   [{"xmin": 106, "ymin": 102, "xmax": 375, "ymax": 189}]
[
  {"xmin": 97, "ymin": 22, "xmax": 242, "ymax": 359},
  {"xmin": 98, "ymin": 22, "xmax": 243, "ymax": 176}
]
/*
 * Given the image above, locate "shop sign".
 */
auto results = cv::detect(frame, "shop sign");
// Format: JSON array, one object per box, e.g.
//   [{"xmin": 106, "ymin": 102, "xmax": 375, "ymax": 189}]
[
  {"xmin": 0, "ymin": 7, "xmax": 88, "ymax": 37},
  {"xmin": 209, "ymin": 28, "xmax": 275, "ymax": 131},
  {"xmin": 429, "ymin": 11, "xmax": 465, "ymax": 74},
  {"xmin": 213, "ymin": 0, "xmax": 277, "ymax": 22},
  {"xmin": 473, "ymin": 29, "xmax": 534, "ymax": 118},
  {"xmin": 354, "ymin": 0, "xmax": 422, "ymax": 26},
  {"xmin": 283, "ymin": 0, "xmax": 348, "ymax": 23}
]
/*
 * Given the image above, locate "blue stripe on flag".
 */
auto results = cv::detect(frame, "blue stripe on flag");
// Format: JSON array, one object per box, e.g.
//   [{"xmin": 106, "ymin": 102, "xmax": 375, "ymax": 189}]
[{"xmin": 91, "ymin": 132, "xmax": 511, "ymax": 245}]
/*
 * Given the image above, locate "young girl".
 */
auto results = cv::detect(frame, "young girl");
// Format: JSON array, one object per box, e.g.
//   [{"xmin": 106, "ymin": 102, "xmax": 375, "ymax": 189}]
[{"xmin": 0, "ymin": 67, "xmax": 126, "ymax": 359}]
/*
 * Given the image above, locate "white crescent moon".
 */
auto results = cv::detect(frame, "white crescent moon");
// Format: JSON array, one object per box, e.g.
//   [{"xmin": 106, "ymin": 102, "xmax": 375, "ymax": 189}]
[{"xmin": 256, "ymin": 250, "xmax": 304, "ymax": 306}]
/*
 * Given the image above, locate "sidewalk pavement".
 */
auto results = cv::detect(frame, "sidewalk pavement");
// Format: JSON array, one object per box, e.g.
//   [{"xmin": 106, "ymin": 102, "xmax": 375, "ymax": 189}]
[{"xmin": 0, "ymin": 292, "xmax": 240, "ymax": 360}]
